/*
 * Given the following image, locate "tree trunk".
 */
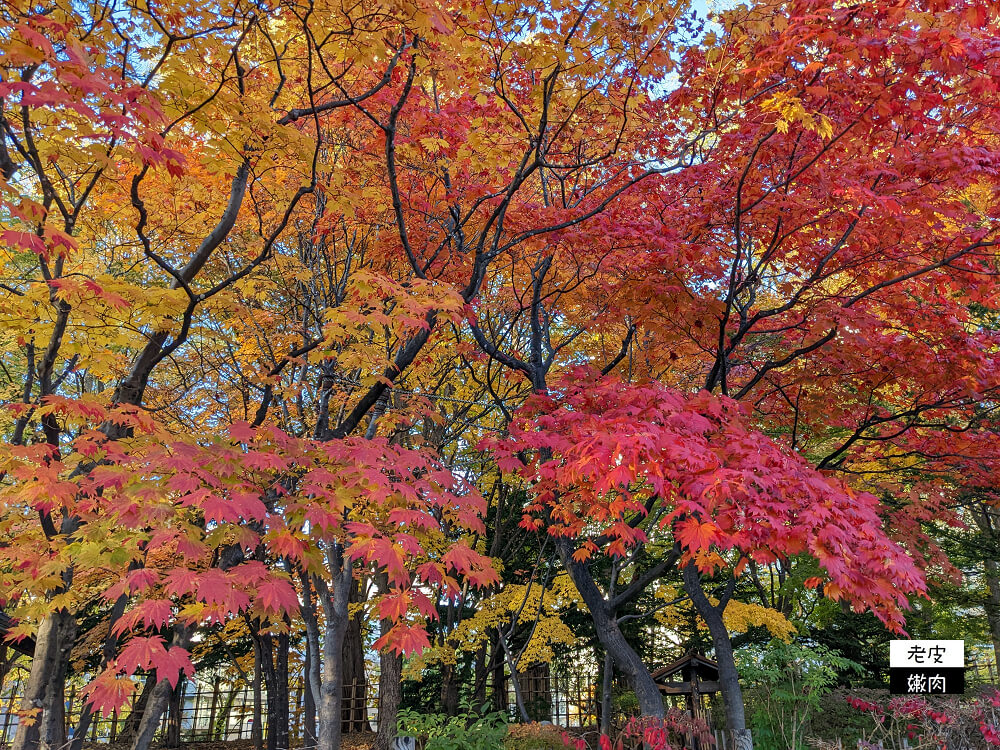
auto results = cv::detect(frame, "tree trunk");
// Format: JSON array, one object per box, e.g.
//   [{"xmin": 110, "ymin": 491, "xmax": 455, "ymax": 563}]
[
  {"xmin": 254, "ymin": 627, "xmax": 282, "ymax": 750},
  {"xmin": 497, "ymin": 630, "xmax": 530, "ymax": 723},
  {"xmin": 985, "ymin": 559, "xmax": 1000, "ymax": 666},
  {"xmin": 600, "ymin": 651, "xmax": 613, "ymax": 735},
  {"xmin": 373, "ymin": 642, "xmax": 402, "ymax": 750},
  {"xmin": 11, "ymin": 608, "xmax": 76, "ymax": 750},
  {"xmin": 118, "ymin": 673, "xmax": 156, "ymax": 746},
  {"xmin": 72, "ymin": 587, "xmax": 135, "ymax": 750},
  {"xmin": 165, "ymin": 680, "xmax": 184, "ymax": 748},
  {"xmin": 301, "ymin": 571, "xmax": 321, "ymax": 749},
  {"xmin": 471, "ymin": 644, "xmax": 489, "ymax": 714},
  {"xmin": 316, "ymin": 552, "xmax": 352, "ymax": 750},
  {"xmin": 252, "ymin": 633, "xmax": 264, "ymax": 750},
  {"xmin": 130, "ymin": 624, "xmax": 195, "ymax": 750},
  {"xmin": 130, "ymin": 679, "xmax": 171, "ymax": 750},
  {"xmin": 491, "ymin": 637, "xmax": 508, "ymax": 714},
  {"xmin": 682, "ymin": 564, "xmax": 752, "ymax": 750},
  {"xmin": 557, "ymin": 541, "xmax": 663, "ymax": 719},
  {"xmin": 275, "ymin": 628, "xmax": 290, "ymax": 750},
  {"xmin": 439, "ymin": 662, "xmax": 460, "ymax": 716},
  {"xmin": 342, "ymin": 579, "xmax": 369, "ymax": 734}
]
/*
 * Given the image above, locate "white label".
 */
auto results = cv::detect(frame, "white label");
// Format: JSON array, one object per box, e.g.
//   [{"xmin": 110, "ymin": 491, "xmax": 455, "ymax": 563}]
[{"xmin": 890, "ymin": 640, "xmax": 964, "ymax": 668}]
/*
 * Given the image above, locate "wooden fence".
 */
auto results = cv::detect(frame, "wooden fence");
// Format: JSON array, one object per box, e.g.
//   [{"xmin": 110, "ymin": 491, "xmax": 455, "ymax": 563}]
[
  {"xmin": 0, "ymin": 677, "xmax": 374, "ymax": 746},
  {"xmin": 2, "ymin": 660, "xmax": 996, "ymax": 747}
]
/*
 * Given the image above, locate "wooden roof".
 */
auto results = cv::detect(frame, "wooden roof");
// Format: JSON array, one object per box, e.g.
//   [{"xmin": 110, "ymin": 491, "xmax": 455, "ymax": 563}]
[{"xmin": 650, "ymin": 651, "xmax": 720, "ymax": 690}]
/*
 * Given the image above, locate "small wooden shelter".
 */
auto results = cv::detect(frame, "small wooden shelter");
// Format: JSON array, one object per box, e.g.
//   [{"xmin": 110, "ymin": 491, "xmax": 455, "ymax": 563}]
[{"xmin": 650, "ymin": 651, "xmax": 720, "ymax": 722}]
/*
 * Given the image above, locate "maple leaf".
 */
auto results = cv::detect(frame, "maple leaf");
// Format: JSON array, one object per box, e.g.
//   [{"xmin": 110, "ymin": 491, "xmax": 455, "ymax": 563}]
[
  {"xmin": 674, "ymin": 518, "xmax": 720, "ymax": 552},
  {"xmin": 117, "ymin": 636, "xmax": 168, "ymax": 672},
  {"xmin": 151, "ymin": 646, "xmax": 194, "ymax": 688},
  {"xmin": 378, "ymin": 591, "xmax": 411, "ymax": 621},
  {"xmin": 229, "ymin": 421, "xmax": 256, "ymax": 443},
  {"xmin": 81, "ymin": 673, "xmax": 137, "ymax": 716},
  {"xmin": 113, "ymin": 599, "xmax": 173, "ymax": 635},
  {"xmin": 256, "ymin": 577, "xmax": 300, "ymax": 615},
  {"xmin": 374, "ymin": 623, "xmax": 431, "ymax": 656}
]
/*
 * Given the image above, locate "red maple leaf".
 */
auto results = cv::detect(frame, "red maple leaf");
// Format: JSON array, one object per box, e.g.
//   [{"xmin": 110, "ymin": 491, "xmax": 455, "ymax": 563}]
[{"xmin": 374, "ymin": 623, "xmax": 430, "ymax": 656}]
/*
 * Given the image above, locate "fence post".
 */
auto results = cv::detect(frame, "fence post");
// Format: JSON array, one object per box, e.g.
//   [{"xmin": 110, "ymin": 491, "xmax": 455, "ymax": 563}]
[{"xmin": 207, "ymin": 678, "xmax": 221, "ymax": 741}]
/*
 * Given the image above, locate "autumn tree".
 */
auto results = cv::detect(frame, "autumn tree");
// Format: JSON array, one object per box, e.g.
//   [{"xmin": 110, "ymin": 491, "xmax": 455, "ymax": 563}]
[{"xmin": 469, "ymin": 0, "xmax": 1000, "ymax": 747}]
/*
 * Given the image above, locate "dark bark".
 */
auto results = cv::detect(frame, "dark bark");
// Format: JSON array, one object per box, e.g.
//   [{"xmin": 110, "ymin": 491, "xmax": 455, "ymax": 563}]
[
  {"xmin": 71, "ymin": 585, "xmax": 133, "ymax": 750},
  {"xmin": 682, "ymin": 564, "xmax": 752, "ymax": 750},
  {"xmin": 971, "ymin": 505, "xmax": 1000, "ymax": 665},
  {"xmin": 165, "ymin": 680, "xmax": 184, "ymax": 748},
  {"xmin": 129, "ymin": 624, "xmax": 195, "ymax": 750},
  {"xmin": 471, "ymin": 644, "xmax": 489, "ymax": 713},
  {"xmin": 984, "ymin": 559, "xmax": 1000, "ymax": 666},
  {"xmin": 342, "ymin": 580, "xmax": 369, "ymax": 733},
  {"xmin": 373, "ymin": 639, "xmax": 402, "ymax": 750},
  {"xmin": 300, "ymin": 569, "xmax": 321, "ymax": 748},
  {"xmin": 118, "ymin": 674, "xmax": 156, "ymax": 746},
  {"xmin": 252, "ymin": 632, "xmax": 264, "ymax": 750},
  {"xmin": 130, "ymin": 679, "xmax": 173, "ymax": 750},
  {"xmin": 439, "ymin": 662, "xmax": 460, "ymax": 716},
  {"xmin": 263, "ymin": 631, "xmax": 278, "ymax": 750},
  {"xmin": 557, "ymin": 540, "xmax": 664, "ymax": 719},
  {"xmin": 275, "ymin": 628, "xmax": 290, "ymax": 750},
  {"xmin": 491, "ymin": 635, "xmax": 508, "ymax": 714},
  {"xmin": 600, "ymin": 652, "xmax": 613, "ymax": 735},
  {"xmin": 11, "ymin": 609, "xmax": 75, "ymax": 750}
]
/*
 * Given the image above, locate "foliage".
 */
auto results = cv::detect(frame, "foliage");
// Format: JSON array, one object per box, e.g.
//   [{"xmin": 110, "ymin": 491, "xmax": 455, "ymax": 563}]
[
  {"xmin": 560, "ymin": 713, "xmax": 715, "ymax": 750},
  {"xmin": 397, "ymin": 708, "xmax": 508, "ymax": 750},
  {"xmin": 739, "ymin": 640, "xmax": 861, "ymax": 750},
  {"xmin": 0, "ymin": 0, "xmax": 999, "ymax": 741},
  {"xmin": 504, "ymin": 722, "xmax": 566, "ymax": 750},
  {"xmin": 490, "ymin": 372, "xmax": 926, "ymax": 629},
  {"xmin": 842, "ymin": 689, "xmax": 1000, "ymax": 750}
]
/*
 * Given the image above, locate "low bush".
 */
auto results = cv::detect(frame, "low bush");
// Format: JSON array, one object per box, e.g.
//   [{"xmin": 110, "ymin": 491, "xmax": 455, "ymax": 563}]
[
  {"xmin": 505, "ymin": 722, "xmax": 567, "ymax": 750},
  {"xmin": 397, "ymin": 708, "xmax": 508, "ymax": 750}
]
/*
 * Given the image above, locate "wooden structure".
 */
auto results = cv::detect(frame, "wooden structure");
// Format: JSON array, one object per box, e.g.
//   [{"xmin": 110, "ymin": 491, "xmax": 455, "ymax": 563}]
[{"xmin": 650, "ymin": 652, "xmax": 719, "ymax": 722}]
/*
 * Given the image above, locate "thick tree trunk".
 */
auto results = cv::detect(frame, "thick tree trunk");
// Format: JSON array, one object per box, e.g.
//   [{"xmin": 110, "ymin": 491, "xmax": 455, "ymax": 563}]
[
  {"xmin": 11, "ymin": 608, "xmax": 76, "ymax": 750},
  {"xmin": 557, "ymin": 541, "xmax": 663, "ymax": 719},
  {"xmin": 130, "ymin": 679, "xmax": 172, "ymax": 750},
  {"xmin": 252, "ymin": 634, "xmax": 264, "ymax": 750},
  {"xmin": 439, "ymin": 662, "xmax": 460, "ymax": 716},
  {"xmin": 70, "ymin": 586, "xmax": 132, "ymax": 750},
  {"xmin": 600, "ymin": 651, "xmax": 613, "ymax": 735},
  {"xmin": 471, "ymin": 644, "xmax": 489, "ymax": 714},
  {"xmin": 373, "ymin": 643, "xmax": 402, "ymax": 750},
  {"xmin": 682, "ymin": 564, "xmax": 752, "ymax": 750},
  {"xmin": 491, "ymin": 637, "xmax": 508, "ymax": 714},
  {"xmin": 316, "ymin": 555, "xmax": 352, "ymax": 750}
]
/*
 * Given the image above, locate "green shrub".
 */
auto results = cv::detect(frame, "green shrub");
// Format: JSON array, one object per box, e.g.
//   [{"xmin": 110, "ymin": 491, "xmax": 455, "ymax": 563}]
[
  {"xmin": 397, "ymin": 708, "xmax": 508, "ymax": 750},
  {"xmin": 738, "ymin": 639, "xmax": 861, "ymax": 750}
]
